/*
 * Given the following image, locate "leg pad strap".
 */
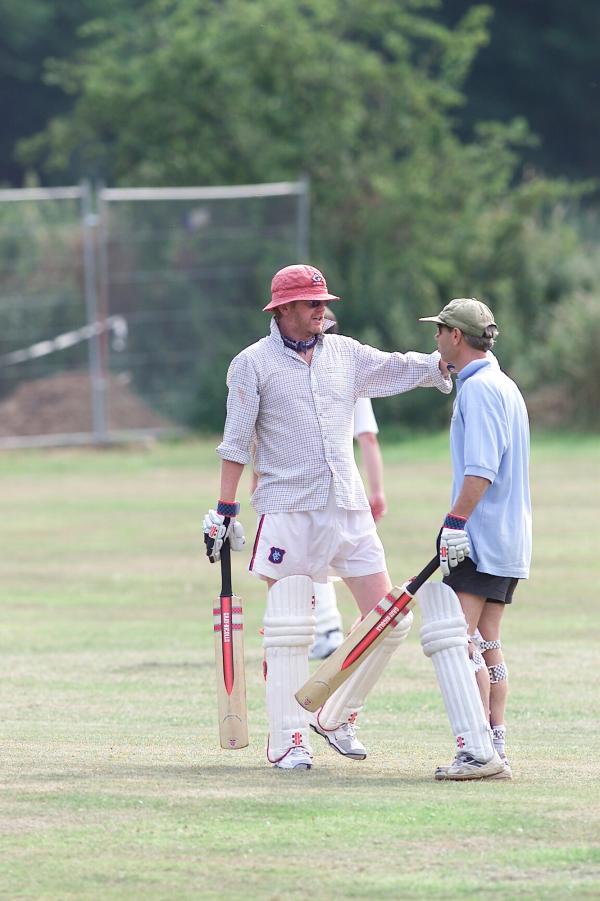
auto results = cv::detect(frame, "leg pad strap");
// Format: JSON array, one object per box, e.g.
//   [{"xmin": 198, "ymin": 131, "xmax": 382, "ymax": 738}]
[
  {"xmin": 421, "ymin": 616, "xmax": 468, "ymax": 657},
  {"xmin": 263, "ymin": 616, "xmax": 314, "ymax": 648},
  {"xmin": 480, "ymin": 638, "xmax": 502, "ymax": 651},
  {"xmin": 488, "ymin": 662, "xmax": 508, "ymax": 683}
]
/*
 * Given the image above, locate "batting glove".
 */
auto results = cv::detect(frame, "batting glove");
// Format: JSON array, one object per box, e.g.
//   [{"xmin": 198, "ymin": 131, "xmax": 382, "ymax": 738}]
[
  {"xmin": 437, "ymin": 513, "xmax": 470, "ymax": 577},
  {"xmin": 203, "ymin": 501, "xmax": 245, "ymax": 563}
]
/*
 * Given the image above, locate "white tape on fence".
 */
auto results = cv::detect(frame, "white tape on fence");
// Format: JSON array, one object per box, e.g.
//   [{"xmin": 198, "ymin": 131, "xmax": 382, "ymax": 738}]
[{"xmin": 0, "ymin": 316, "xmax": 127, "ymax": 366}]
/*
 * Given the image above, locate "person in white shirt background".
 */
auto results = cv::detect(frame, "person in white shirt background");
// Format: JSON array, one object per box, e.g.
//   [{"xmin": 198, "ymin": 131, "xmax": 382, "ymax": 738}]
[
  {"xmin": 308, "ymin": 306, "xmax": 387, "ymax": 661},
  {"xmin": 203, "ymin": 263, "xmax": 455, "ymax": 771}
]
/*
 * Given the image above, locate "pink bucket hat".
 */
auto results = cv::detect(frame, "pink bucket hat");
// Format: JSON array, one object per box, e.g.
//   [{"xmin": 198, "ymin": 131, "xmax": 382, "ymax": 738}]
[{"xmin": 263, "ymin": 264, "xmax": 341, "ymax": 311}]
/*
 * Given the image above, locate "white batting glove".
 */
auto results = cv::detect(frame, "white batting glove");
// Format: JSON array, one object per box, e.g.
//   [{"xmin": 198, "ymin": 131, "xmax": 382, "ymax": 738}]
[
  {"xmin": 438, "ymin": 513, "xmax": 470, "ymax": 577},
  {"xmin": 203, "ymin": 502, "xmax": 245, "ymax": 563}
]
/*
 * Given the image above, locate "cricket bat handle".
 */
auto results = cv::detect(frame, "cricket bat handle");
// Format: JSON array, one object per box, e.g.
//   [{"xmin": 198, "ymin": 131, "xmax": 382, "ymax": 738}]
[
  {"xmin": 406, "ymin": 556, "xmax": 439, "ymax": 595},
  {"xmin": 220, "ymin": 517, "xmax": 233, "ymax": 597},
  {"xmin": 214, "ymin": 519, "xmax": 249, "ymax": 750}
]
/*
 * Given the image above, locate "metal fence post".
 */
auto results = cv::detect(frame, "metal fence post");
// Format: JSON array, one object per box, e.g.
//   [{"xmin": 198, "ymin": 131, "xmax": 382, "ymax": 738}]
[
  {"xmin": 81, "ymin": 181, "xmax": 108, "ymax": 443},
  {"xmin": 296, "ymin": 175, "xmax": 310, "ymax": 260}
]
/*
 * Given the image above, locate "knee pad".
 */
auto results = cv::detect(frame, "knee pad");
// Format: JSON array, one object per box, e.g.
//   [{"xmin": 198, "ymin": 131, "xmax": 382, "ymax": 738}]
[
  {"xmin": 478, "ymin": 636, "xmax": 507, "ymax": 683},
  {"xmin": 468, "ymin": 634, "xmax": 486, "ymax": 674},
  {"xmin": 420, "ymin": 615, "xmax": 468, "ymax": 657},
  {"xmin": 263, "ymin": 575, "xmax": 315, "ymax": 651}
]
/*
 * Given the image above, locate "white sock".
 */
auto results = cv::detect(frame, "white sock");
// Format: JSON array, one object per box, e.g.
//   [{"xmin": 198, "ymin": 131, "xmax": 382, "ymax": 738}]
[{"xmin": 492, "ymin": 724, "xmax": 506, "ymax": 759}]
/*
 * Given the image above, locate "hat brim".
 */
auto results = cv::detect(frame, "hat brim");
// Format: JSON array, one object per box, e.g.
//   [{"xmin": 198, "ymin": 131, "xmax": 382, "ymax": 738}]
[
  {"xmin": 418, "ymin": 315, "xmax": 445, "ymax": 325},
  {"xmin": 263, "ymin": 293, "xmax": 341, "ymax": 312}
]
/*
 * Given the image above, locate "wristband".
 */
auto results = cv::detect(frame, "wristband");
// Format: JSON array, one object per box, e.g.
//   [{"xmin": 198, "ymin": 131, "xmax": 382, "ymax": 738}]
[
  {"xmin": 444, "ymin": 513, "xmax": 467, "ymax": 530},
  {"xmin": 217, "ymin": 499, "xmax": 240, "ymax": 517}
]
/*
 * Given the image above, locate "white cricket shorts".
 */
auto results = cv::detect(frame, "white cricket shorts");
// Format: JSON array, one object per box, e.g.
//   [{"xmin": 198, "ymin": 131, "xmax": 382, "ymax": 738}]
[{"xmin": 249, "ymin": 484, "xmax": 386, "ymax": 582}]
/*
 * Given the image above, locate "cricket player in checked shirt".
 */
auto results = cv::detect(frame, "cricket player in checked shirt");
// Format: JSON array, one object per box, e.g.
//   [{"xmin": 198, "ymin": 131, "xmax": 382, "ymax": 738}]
[{"xmin": 204, "ymin": 263, "xmax": 457, "ymax": 771}]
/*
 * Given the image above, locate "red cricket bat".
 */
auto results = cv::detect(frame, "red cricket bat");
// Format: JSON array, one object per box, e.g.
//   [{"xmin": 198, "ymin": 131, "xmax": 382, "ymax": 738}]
[
  {"xmin": 213, "ymin": 531, "xmax": 249, "ymax": 749},
  {"xmin": 295, "ymin": 556, "xmax": 439, "ymax": 712}
]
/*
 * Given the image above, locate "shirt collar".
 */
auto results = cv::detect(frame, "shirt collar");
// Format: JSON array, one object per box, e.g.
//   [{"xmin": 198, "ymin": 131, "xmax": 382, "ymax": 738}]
[
  {"xmin": 268, "ymin": 316, "xmax": 325, "ymax": 352},
  {"xmin": 457, "ymin": 358, "xmax": 491, "ymax": 383}
]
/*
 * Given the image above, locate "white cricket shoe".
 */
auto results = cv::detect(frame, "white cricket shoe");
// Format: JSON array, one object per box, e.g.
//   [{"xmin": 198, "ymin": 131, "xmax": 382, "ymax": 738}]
[
  {"xmin": 310, "ymin": 720, "xmax": 367, "ymax": 760},
  {"xmin": 434, "ymin": 750, "xmax": 504, "ymax": 781},
  {"xmin": 309, "ymin": 629, "xmax": 344, "ymax": 660},
  {"xmin": 273, "ymin": 747, "xmax": 312, "ymax": 770},
  {"xmin": 487, "ymin": 757, "xmax": 513, "ymax": 780}
]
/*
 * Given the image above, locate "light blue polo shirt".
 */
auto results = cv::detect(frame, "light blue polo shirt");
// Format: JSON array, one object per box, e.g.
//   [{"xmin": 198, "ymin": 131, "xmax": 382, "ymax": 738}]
[{"xmin": 450, "ymin": 358, "xmax": 532, "ymax": 578}]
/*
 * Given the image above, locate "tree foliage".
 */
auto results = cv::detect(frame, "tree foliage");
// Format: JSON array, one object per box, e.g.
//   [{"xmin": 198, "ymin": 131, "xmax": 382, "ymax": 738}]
[
  {"xmin": 13, "ymin": 0, "xmax": 600, "ymax": 429},
  {"xmin": 0, "ymin": 0, "xmax": 138, "ymax": 186},
  {"xmin": 438, "ymin": 0, "xmax": 600, "ymax": 181}
]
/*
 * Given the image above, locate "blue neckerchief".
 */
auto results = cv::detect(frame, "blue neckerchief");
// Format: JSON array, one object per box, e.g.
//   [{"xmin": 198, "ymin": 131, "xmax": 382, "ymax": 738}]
[{"xmin": 280, "ymin": 333, "xmax": 319, "ymax": 353}]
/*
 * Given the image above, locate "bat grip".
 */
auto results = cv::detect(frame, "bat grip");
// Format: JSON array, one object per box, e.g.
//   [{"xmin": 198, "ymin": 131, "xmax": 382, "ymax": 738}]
[
  {"xmin": 406, "ymin": 556, "xmax": 439, "ymax": 596},
  {"xmin": 220, "ymin": 517, "xmax": 233, "ymax": 598}
]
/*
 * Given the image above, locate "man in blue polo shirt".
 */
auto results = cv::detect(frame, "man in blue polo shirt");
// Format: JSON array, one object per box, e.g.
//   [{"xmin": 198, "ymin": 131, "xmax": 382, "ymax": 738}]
[{"xmin": 420, "ymin": 297, "xmax": 532, "ymax": 780}]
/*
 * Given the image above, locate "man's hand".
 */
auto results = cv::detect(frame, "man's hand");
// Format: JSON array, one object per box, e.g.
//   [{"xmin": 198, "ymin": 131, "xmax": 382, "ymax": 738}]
[
  {"xmin": 203, "ymin": 502, "xmax": 245, "ymax": 563},
  {"xmin": 438, "ymin": 357, "xmax": 452, "ymax": 378},
  {"xmin": 437, "ymin": 513, "xmax": 470, "ymax": 576}
]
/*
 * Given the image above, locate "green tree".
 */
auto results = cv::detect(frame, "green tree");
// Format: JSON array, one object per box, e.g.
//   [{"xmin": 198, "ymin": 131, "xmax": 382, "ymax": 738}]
[
  {"xmin": 17, "ymin": 0, "xmax": 596, "ymax": 428},
  {"xmin": 0, "ymin": 0, "xmax": 141, "ymax": 186},
  {"xmin": 439, "ymin": 0, "xmax": 600, "ymax": 181}
]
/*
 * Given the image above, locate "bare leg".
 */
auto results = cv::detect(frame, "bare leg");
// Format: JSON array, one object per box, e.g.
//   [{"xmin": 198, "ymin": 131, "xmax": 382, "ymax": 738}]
[
  {"xmin": 343, "ymin": 570, "xmax": 392, "ymax": 616},
  {"xmin": 478, "ymin": 601, "xmax": 507, "ymax": 729}
]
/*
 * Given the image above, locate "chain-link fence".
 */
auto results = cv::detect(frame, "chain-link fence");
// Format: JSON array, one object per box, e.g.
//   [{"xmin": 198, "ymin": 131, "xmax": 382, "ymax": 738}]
[{"xmin": 0, "ymin": 180, "xmax": 309, "ymax": 447}]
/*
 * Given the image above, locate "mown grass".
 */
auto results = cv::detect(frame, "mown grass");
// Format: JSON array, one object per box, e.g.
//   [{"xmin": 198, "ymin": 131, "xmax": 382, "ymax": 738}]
[{"xmin": 1, "ymin": 435, "xmax": 599, "ymax": 900}]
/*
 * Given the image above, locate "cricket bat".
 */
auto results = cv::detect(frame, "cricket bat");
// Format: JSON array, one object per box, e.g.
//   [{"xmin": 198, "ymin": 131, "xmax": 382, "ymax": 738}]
[
  {"xmin": 295, "ymin": 556, "xmax": 440, "ymax": 712},
  {"xmin": 213, "ymin": 530, "xmax": 249, "ymax": 749}
]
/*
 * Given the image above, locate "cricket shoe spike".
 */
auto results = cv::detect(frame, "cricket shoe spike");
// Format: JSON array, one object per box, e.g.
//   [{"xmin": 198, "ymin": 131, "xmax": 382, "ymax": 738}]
[
  {"xmin": 310, "ymin": 717, "xmax": 367, "ymax": 760},
  {"xmin": 309, "ymin": 628, "xmax": 344, "ymax": 660},
  {"xmin": 434, "ymin": 750, "xmax": 504, "ymax": 781},
  {"xmin": 273, "ymin": 746, "xmax": 313, "ymax": 770}
]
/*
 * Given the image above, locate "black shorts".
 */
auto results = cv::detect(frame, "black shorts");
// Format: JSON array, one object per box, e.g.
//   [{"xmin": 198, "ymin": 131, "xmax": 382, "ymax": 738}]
[{"xmin": 443, "ymin": 558, "xmax": 519, "ymax": 605}]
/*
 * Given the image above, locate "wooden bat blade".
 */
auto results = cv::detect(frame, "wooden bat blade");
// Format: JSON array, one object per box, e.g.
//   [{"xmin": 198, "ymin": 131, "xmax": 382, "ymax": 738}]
[
  {"xmin": 214, "ymin": 592, "xmax": 249, "ymax": 749},
  {"xmin": 295, "ymin": 556, "xmax": 439, "ymax": 712},
  {"xmin": 294, "ymin": 586, "xmax": 415, "ymax": 711}
]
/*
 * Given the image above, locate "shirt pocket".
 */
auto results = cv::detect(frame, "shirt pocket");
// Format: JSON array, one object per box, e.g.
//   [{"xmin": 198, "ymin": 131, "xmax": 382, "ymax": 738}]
[{"xmin": 321, "ymin": 366, "xmax": 352, "ymax": 401}]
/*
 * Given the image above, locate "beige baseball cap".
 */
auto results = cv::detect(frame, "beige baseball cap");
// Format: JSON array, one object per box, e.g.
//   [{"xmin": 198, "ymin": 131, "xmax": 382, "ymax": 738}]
[{"xmin": 419, "ymin": 297, "xmax": 497, "ymax": 337}]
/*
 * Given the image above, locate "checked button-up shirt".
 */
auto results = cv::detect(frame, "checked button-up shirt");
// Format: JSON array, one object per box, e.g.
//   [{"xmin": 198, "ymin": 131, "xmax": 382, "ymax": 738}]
[{"xmin": 217, "ymin": 318, "xmax": 452, "ymax": 514}]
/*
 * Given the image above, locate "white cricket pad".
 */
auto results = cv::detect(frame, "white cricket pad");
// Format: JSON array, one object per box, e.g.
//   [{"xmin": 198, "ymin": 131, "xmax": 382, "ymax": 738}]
[
  {"xmin": 313, "ymin": 581, "xmax": 343, "ymax": 635},
  {"xmin": 317, "ymin": 609, "xmax": 413, "ymax": 730},
  {"xmin": 263, "ymin": 575, "xmax": 315, "ymax": 761},
  {"xmin": 417, "ymin": 582, "xmax": 495, "ymax": 763}
]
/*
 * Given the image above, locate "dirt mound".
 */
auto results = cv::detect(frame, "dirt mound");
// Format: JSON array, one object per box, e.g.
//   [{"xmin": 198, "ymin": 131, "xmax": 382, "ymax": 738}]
[{"xmin": 0, "ymin": 371, "xmax": 175, "ymax": 436}]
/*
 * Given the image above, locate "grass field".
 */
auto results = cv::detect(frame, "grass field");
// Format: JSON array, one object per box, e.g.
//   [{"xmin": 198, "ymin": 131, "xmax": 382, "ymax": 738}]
[{"xmin": 1, "ymin": 434, "xmax": 599, "ymax": 900}]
